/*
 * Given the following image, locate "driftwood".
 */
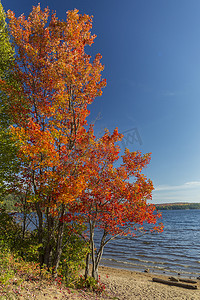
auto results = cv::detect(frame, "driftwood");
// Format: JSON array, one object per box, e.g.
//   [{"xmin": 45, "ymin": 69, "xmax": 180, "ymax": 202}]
[
  {"xmin": 152, "ymin": 277, "xmax": 198, "ymax": 290},
  {"xmin": 168, "ymin": 276, "xmax": 179, "ymax": 282},
  {"xmin": 169, "ymin": 277, "xmax": 197, "ymax": 284},
  {"xmin": 179, "ymin": 278, "xmax": 197, "ymax": 284}
]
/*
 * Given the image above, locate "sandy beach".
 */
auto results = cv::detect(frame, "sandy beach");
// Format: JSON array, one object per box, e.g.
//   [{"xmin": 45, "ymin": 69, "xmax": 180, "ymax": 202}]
[
  {"xmin": 99, "ymin": 267, "xmax": 200, "ymax": 300},
  {"xmin": 99, "ymin": 266, "xmax": 200, "ymax": 300},
  {"xmin": 11, "ymin": 266, "xmax": 199, "ymax": 299}
]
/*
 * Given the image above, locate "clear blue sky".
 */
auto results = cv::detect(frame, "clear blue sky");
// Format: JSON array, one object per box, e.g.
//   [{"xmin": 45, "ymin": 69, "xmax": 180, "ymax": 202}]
[{"xmin": 3, "ymin": 0, "xmax": 200, "ymax": 204}]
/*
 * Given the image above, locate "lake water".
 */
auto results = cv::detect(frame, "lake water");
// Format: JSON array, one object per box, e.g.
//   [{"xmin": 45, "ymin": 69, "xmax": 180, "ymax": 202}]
[
  {"xmin": 99, "ymin": 210, "xmax": 200, "ymax": 277},
  {"xmin": 15, "ymin": 209, "xmax": 200, "ymax": 277}
]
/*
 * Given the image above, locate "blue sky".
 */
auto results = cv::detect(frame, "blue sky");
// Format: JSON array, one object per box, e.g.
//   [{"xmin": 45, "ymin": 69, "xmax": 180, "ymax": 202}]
[{"xmin": 3, "ymin": 0, "xmax": 200, "ymax": 204}]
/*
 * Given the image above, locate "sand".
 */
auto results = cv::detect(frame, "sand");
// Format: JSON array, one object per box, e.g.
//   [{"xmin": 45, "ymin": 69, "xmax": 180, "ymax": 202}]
[
  {"xmin": 3, "ymin": 266, "xmax": 200, "ymax": 299},
  {"xmin": 99, "ymin": 266, "xmax": 200, "ymax": 300}
]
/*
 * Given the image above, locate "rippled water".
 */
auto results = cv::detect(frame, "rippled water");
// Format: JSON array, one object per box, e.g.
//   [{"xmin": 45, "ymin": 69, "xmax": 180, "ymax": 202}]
[{"xmin": 99, "ymin": 210, "xmax": 200, "ymax": 277}]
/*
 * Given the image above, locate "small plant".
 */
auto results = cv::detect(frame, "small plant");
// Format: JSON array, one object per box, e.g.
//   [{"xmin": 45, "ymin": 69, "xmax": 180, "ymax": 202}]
[
  {"xmin": 0, "ymin": 242, "xmax": 15, "ymax": 285},
  {"xmin": 76, "ymin": 275, "xmax": 106, "ymax": 295}
]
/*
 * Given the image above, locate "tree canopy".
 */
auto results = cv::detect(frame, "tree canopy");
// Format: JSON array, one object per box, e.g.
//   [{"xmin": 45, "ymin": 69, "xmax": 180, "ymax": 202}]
[{"xmin": 0, "ymin": 3, "xmax": 163, "ymax": 280}]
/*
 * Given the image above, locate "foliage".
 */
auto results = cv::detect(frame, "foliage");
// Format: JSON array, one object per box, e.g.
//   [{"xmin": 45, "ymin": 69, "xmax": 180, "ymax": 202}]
[
  {"xmin": 0, "ymin": 206, "xmax": 22, "ymax": 250},
  {"xmin": 0, "ymin": 238, "xmax": 41, "ymax": 285},
  {"xmin": 76, "ymin": 275, "xmax": 106, "ymax": 295},
  {"xmin": 0, "ymin": 240, "xmax": 54, "ymax": 299},
  {"xmin": 59, "ymin": 223, "xmax": 90, "ymax": 285},
  {"xmin": 0, "ymin": 205, "xmax": 39, "ymax": 262},
  {"xmin": 0, "ymin": 1, "xmax": 19, "ymax": 198},
  {"xmin": 67, "ymin": 133, "xmax": 163, "ymax": 279},
  {"xmin": 0, "ymin": 194, "xmax": 16, "ymax": 211},
  {"xmin": 0, "ymin": 242, "xmax": 15, "ymax": 285},
  {"xmin": 1, "ymin": 3, "xmax": 106, "ymax": 275},
  {"xmin": 0, "ymin": 1, "xmax": 14, "ymax": 79},
  {"xmin": 0, "ymin": 2, "xmax": 163, "ymax": 282}
]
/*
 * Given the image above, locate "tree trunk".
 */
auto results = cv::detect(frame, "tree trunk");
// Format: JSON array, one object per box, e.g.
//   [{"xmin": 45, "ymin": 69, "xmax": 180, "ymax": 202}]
[
  {"xmin": 91, "ymin": 229, "xmax": 108, "ymax": 281},
  {"xmin": 22, "ymin": 195, "xmax": 27, "ymax": 241},
  {"xmin": 44, "ymin": 207, "xmax": 54, "ymax": 269},
  {"xmin": 35, "ymin": 201, "xmax": 44, "ymax": 266},
  {"xmin": 85, "ymin": 252, "xmax": 90, "ymax": 279},
  {"xmin": 92, "ymin": 267, "xmax": 98, "ymax": 281},
  {"xmin": 53, "ymin": 204, "xmax": 65, "ymax": 277},
  {"xmin": 92, "ymin": 246, "xmax": 105, "ymax": 280},
  {"xmin": 89, "ymin": 220, "xmax": 99, "ymax": 280}
]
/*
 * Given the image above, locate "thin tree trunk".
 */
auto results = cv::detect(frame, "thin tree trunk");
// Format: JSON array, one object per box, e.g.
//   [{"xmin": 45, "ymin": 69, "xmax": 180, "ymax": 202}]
[
  {"xmin": 53, "ymin": 204, "xmax": 65, "ymax": 277},
  {"xmin": 44, "ymin": 207, "xmax": 54, "ymax": 269},
  {"xmin": 89, "ymin": 221, "xmax": 98, "ymax": 280},
  {"xmin": 21, "ymin": 186, "xmax": 32, "ymax": 241},
  {"xmin": 91, "ymin": 229, "xmax": 107, "ymax": 281},
  {"xmin": 21, "ymin": 194, "xmax": 28, "ymax": 241},
  {"xmin": 35, "ymin": 201, "xmax": 43, "ymax": 266},
  {"xmin": 95, "ymin": 230, "xmax": 107, "ymax": 273},
  {"xmin": 85, "ymin": 252, "xmax": 90, "ymax": 279},
  {"xmin": 32, "ymin": 170, "xmax": 44, "ymax": 267}
]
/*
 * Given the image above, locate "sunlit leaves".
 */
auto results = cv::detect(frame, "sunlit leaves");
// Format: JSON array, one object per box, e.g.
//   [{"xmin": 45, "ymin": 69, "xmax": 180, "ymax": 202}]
[
  {"xmin": 68, "ymin": 127, "xmax": 163, "ymax": 237},
  {"xmin": 0, "ymin": 2, "xmax": 20, "ymax": 197},
  {"xmin": 2, "ymin": 4, "xmax": 106, "ymax": 206},
  {"xmin": 0, "ymin": 4, "xmax": 162, "ymax": 278}
]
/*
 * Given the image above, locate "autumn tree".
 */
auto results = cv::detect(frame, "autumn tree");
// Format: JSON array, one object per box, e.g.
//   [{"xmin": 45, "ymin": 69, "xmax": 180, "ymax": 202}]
[
  {"xmin": 0, "ymin": 1, "xmax": 19, "ymax": 198},
  {"xmin": 66, "ymin": 128, "xmax": 163, "ymax": 280},
  {"xmin": 1, "ymin": 4, "xmax": 106, "ymax": 275},
  {"xmin": 0, "ymin": 3, "xmax": 163, "ymax": 281}
]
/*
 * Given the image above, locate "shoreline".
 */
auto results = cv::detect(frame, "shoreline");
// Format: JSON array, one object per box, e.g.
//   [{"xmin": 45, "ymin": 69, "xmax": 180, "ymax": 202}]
[
  {"xmin": 98, "ymin": 266, "xmax": 200, "ymax": 300},
  {"xmin": 100, "ymin": 259, "xmax": 200, "ymax": 279}
]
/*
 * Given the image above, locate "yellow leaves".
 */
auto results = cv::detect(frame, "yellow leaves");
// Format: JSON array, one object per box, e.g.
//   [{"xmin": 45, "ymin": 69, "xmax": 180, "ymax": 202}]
[
  {"xmin": 28, "ymin": 4, "xmax": 50, "ymax": 31},
  {"xmin": 58, "ymin": 193, "xmax": 75, "ymax": 204},
  {"xmin": 27, "ymin": 195, "xmax": 40, "ymax": 203}
]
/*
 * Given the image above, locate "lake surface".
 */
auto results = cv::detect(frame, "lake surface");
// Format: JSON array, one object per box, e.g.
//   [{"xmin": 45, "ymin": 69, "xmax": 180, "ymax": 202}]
[{"xmin": 99, "ymin": 210, "xmax": 200, "ymax": 277}]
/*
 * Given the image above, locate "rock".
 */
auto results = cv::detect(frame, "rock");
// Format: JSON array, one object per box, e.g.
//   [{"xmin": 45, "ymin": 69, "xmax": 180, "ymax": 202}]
[{"xmin": 144, "ymin": 269, "xmax": 150, "ymax": 273}]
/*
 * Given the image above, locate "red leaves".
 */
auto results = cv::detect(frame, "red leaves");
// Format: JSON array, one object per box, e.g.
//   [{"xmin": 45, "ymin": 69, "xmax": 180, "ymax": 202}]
[
  {"xmin": 67, "ymin": 128, "xmax": 162, "ymax": 237},
  {"xmin": 3, "ymin": 4, "xmax": 162, "ymax": 244},
  {"xmin": 122, "ymin": 149, "xmax": 152, "ymax": 177}
]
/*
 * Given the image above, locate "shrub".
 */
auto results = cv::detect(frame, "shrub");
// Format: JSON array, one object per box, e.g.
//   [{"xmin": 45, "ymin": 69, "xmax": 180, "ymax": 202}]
[
  {"xmin": 76, "ymin": 275, "xmax": 106, "ymax": 295},
  {"xmin": 58, "ymin": 223, "xmax": 90, "ymax": 285}
]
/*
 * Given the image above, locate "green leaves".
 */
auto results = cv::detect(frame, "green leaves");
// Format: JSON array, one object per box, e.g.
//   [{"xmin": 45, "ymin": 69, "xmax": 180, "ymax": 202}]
[
  {"xmin": 0, "ymin": 1, "xmax": 14, "ymax": 80},
  {"xmin": 0, "ymin": 2, "xmax": 19, "ymax": 197}
]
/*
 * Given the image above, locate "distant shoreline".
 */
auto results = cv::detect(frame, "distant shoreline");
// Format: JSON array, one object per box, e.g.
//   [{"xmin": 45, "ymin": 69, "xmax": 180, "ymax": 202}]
[{"xmin": 155, "ymin": 203, "xmax": 200, "ymax": 210}]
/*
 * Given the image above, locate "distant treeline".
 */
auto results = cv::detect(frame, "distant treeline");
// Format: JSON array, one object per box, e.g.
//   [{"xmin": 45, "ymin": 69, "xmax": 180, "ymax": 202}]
[{"xmin": 155, "ymin": 203, "xmax": 200, "ymax": 210}]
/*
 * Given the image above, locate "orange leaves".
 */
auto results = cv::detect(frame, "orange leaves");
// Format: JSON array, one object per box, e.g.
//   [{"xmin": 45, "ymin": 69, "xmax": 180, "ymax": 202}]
[
  {"xmin": 66, "ymin": 9, "xmax": 95, "ymax": 50},
  {"xmin": 11, "ymin": 118, "xmax": 59, "ymax": 169},
  {"xmin": 6, "ymin": 4, "xmax": 106, "ymax": 128},
  {"xmin": 2, "ymin": 4, "xmax": 162, "ymax": 241},
  {"xmin": 2, "ymin": 4, "xmax": 108, "ymax": 210}
]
